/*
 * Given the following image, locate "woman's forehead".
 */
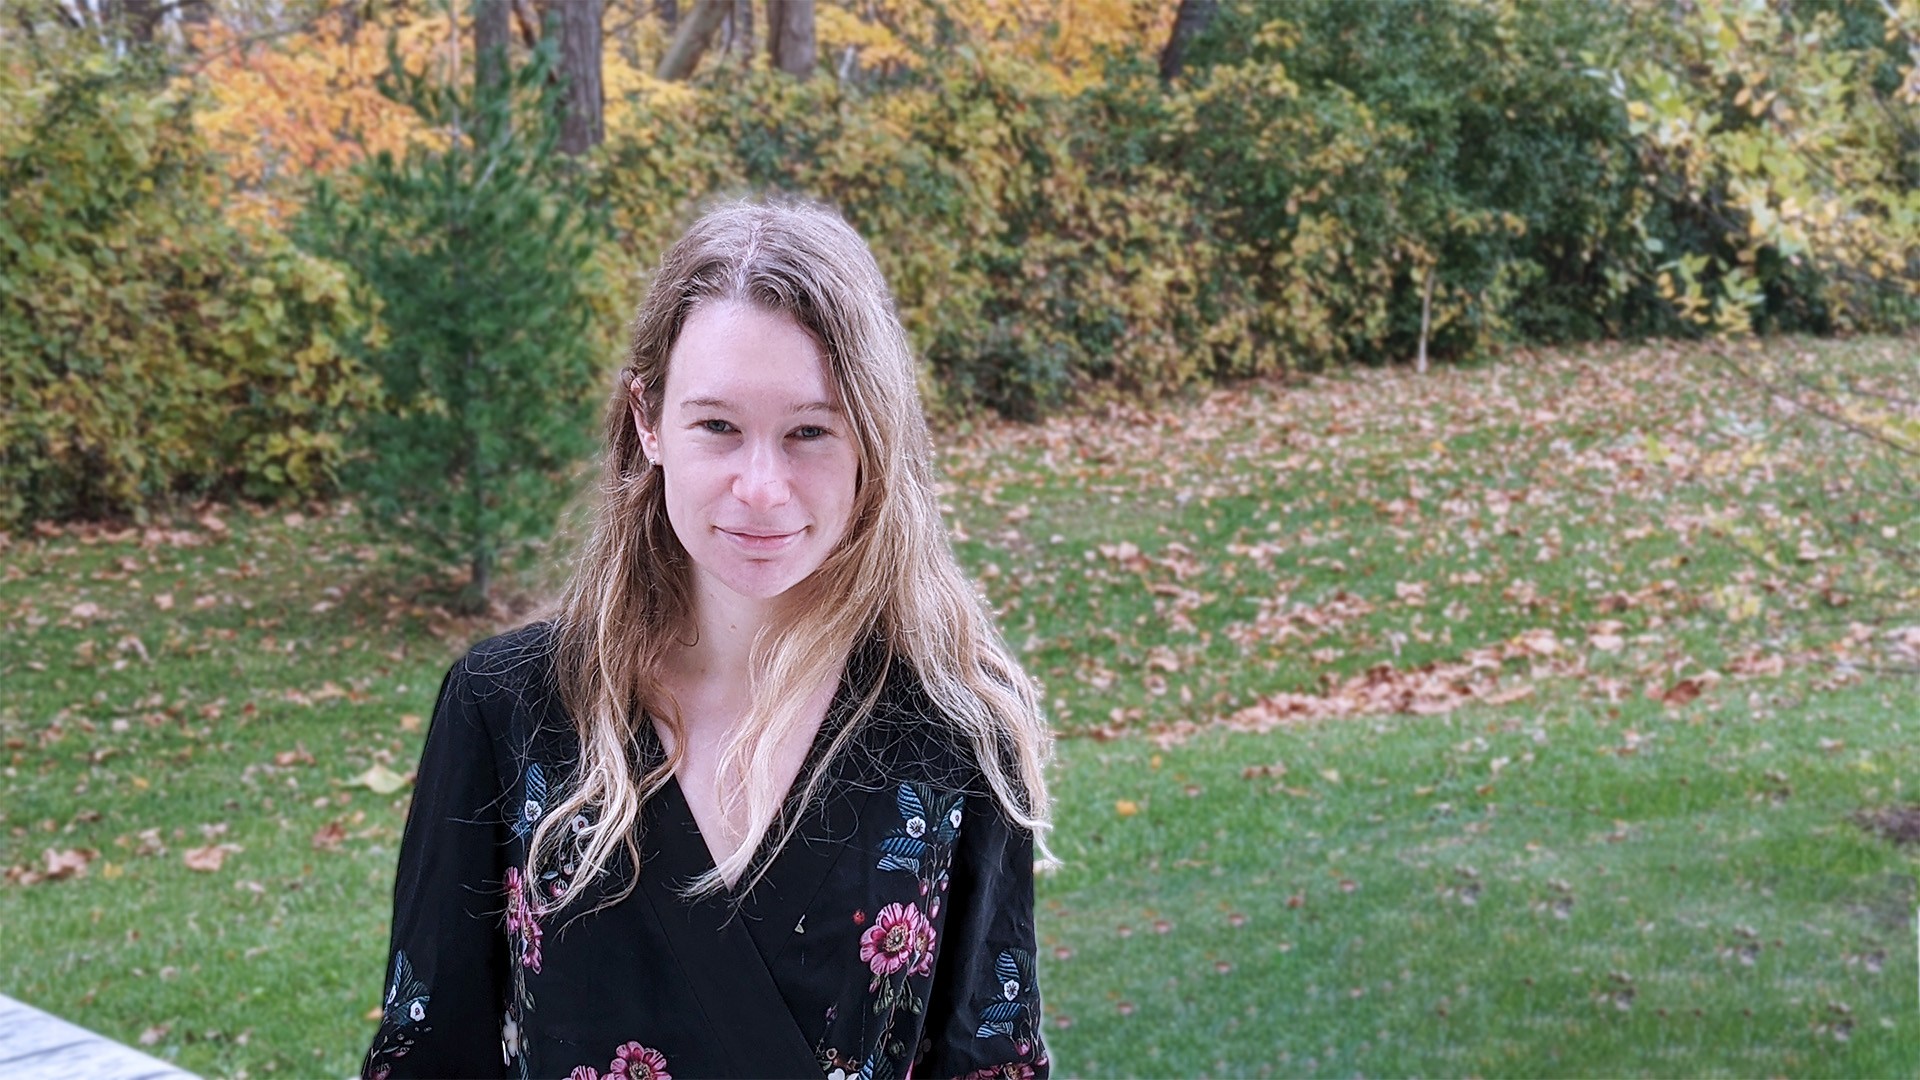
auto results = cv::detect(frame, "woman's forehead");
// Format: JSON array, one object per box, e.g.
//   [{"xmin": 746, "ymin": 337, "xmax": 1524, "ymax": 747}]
[{"xmin": 664, "ymin": 300, "xmax": 836, "ymax": 409}]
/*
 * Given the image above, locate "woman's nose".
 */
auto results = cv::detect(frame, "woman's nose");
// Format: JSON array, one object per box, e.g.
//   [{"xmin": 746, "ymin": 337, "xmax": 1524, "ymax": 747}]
[{"xmin": 733, "ymin": 440, "xmax": 793, "ymax": 509}]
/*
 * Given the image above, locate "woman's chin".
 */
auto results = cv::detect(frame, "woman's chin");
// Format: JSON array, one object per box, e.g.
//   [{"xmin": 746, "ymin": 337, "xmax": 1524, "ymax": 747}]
[{"xmin": 701, "ymin": 559, "xmax": 821, "ymax": 604}]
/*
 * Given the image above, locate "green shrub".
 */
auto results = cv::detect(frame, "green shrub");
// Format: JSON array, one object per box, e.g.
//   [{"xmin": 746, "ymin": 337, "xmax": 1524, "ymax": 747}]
[
  {"xmin": 0, "ymin": 56, "xmax": 370, "ymax": 526},
  {"xmin": 601, "ymin": 51, "xmax": 1274, "ymax": 419},
  {"xmin": 1183, "ymin": 0, "xmax": 1677, "ymax": 362}
]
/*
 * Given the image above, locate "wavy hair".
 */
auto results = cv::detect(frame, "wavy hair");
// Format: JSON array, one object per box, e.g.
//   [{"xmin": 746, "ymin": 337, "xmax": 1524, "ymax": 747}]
[{"xmin": 530, "ymin": 201, "xmax": 1052, "ymax": 905}]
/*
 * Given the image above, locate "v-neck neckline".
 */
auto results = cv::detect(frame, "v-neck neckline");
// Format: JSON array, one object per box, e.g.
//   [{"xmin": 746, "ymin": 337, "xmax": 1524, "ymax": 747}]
[{"xmin": 642, "ymin": 645, "xmax": 876, "ymax": 899}]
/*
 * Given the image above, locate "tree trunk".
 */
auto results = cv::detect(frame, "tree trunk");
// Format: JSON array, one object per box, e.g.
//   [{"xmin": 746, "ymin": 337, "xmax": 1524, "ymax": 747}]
[
  {"xmin": 768, "ymin": 0, "xmax": 814, "ymax": 77},
  {"xmin": 120, "ymin": 0, "xmax": 163, "ymax": 43},
  {"xmin": 511, "ymin": 0, "xmax": 542, "ymax": 47},
  {"xmin": 1158, "ymin": 0, "xmax": 1217, "ymax": 83},
  {"xmin": 656, "ymin": 0, "xmax": 728, "ymax": 80},
  {"xmin": 175, "ymin": 0, "xmax": 210, "ymax": 50},
  {"xmin": 1416, "ymin": 262, "xmax": 1437, "ymax": 375},
  {"xmin": 475, "ymin": 0, "xmax": 513, "ymax": 91},
  {"xmin": 556, "ymin": 0, "xmax": 605, "ymax": 154},
  {"xmin": 655, "ymin": 0, "xmax": 678, "ymax": 35},
  {"xmin": 720, "ymin": 0, "xmax": 753, "ymax": 59},
  {"xmin": 469, "ymin": 549, "xmax": 493, "ymax": 611}
]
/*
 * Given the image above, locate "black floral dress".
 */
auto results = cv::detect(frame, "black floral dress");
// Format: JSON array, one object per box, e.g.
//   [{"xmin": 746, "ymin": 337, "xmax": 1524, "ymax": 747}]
[{"xmin": 363, "ymin": 624, "xmax": 1048, "ymax": 1080}]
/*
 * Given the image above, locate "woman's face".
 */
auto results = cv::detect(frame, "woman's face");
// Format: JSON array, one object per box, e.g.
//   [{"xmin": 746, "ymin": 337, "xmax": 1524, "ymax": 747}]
[{"xmin": 635, "ymin": 300, "xmax": 860, "ymax": 605}]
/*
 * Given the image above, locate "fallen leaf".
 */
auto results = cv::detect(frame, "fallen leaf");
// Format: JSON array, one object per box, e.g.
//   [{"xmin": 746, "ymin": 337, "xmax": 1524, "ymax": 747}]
[
  {"xmin": 349, "ymin": 764, "xmax": 409, "ymax": 795},
  {"xmin": 183, "ymin": 843, "xmax": 242, "ymax": 872},
  {"xmin": 1661, "ymin": 671, "xmax": 1720, "ymax": 706},
  {"xmin": 43, "ymin": 847, "xmax": 97, "ymax": 880},
  {"xmin": 312, "ymin": 822, "xmax": 347, "ymax": 851},
  {"xmin": 1114, "ymin": 799, "xmax": 1139, "ymax": 818}
]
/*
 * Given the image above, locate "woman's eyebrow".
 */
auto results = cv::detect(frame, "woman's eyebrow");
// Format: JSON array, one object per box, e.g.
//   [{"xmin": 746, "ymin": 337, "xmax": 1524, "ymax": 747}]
[{"xmin": 678, "ymin": 396, "xmax": 841, "ymax": 414}]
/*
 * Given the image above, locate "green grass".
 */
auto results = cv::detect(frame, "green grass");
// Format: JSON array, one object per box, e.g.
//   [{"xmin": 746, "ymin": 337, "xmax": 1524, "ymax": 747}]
[
  {"xmin": 1041, "ymin": 679, "xmax": 1920, "ymax": 1077},
  {"xmin": 3, "ymin": 335, "xmax": 1918, "ymax": 1077}
]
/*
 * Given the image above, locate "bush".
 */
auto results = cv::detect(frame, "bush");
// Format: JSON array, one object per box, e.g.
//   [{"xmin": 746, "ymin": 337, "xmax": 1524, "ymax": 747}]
[
  {"xmin": 592, "ymin": 2, "xmax": 1687, "ymax": 416},
  {"xmin": 601, "ymin": 50, "xmax": 1273, "ymax": 419},
  {"xmin": 0, "ymin": 56, "xmax": 370, "ymax": 526}
]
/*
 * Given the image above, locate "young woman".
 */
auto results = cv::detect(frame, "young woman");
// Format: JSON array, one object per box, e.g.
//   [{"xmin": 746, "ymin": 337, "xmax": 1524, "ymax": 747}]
[{"xmin": 362, "ymin": 203, "xmax": 1053, "ymax": 1080}]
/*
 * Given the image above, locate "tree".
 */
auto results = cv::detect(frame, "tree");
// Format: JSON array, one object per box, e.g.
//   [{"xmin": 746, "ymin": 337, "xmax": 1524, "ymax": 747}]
[
  {"xmin": 475, "ymin": 0, "xmax": 512, "ymax": 91},
  {"xmin": 721, "ymin": 0, "xmax": 752, "ymax": 59},
  {"xmin": 1158, "ymin": 0, "xmax": 1215, "ymax": 83},
  {"xmin": 768, "ymin": 0, "xmax": 815, "ymax": 78},
  {"xmin": 554, "ymin": 0, "xmax": 603, "ymax": 153},
  {"xmin": 305, "ymin": 37, "xmax": 603, "ymax": 609},
  {"xmin": 657, "ymin": 0, "xmax": 727, "ymax": 80}
]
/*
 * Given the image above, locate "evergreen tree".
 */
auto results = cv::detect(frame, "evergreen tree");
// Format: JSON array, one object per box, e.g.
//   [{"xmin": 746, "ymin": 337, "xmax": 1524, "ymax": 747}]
[{"xmin": 306, "ymin": 33, "xmax": 602, "ymax": 610}]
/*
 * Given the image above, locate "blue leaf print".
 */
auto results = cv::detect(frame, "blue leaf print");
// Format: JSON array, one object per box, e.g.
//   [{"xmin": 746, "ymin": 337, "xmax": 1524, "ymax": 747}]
[
  {"xmin": 974, "ymin": 1000, "xmax": 1026, "ymax": 1038},
  {"xmin": 875, "ymin": 833, "xmax": 926, "ymax": 874},
  {"xmin": 385, "ymin": 949, "xmax": 431, "ymax": 1028},
  {"xmin": 894, "ymin": 783, "xmax": 926, "ymax": 822},
  {"xmin": 995, "ymin": 950, "xmax": 1022, "ymax": 986},
  {"xmin": 512, "ymin": 763, "xmax": 547, "ymax": 839},
  {"xmin": 971, "ymin": 948, "xmax": 1040, "ymax": 1048},
  {"xmin": 875, "ymin": 783, "xmax": 966, "ymax": 912},
  {"xmin": 367, "ymin": 948, "xmax": 432, "ymax": 1066}
]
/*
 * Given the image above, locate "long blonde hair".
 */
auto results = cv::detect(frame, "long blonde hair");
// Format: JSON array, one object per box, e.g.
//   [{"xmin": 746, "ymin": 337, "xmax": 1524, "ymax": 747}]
[{"xmin": 531, "ymin": 201, "xmax": 1052, "ymax": 905}]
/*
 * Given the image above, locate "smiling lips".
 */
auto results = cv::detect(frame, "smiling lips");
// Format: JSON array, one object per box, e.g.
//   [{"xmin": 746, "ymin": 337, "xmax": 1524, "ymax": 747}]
[{"xmin": 717, "ymin": 526, "xmax": 805, "ymax": 553}]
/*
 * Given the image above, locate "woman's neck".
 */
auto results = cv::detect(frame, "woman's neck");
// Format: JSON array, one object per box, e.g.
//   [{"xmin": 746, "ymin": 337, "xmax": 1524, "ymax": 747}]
[{"xmin": 670, "ymin": 576, "xmax": 785, "ymax": 696}]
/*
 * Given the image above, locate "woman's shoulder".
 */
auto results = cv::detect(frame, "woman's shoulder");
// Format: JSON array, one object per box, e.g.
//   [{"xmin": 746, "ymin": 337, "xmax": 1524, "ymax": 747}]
[
  {"xmin": 848, "ymin": 648, "xmax": 993, "ymax": 798},
  {"xmin": 438, "ymin": 621, "xmax": 565, "ymax": 718},
  {"xmin": 450, "ymin": 621, "xmax": 557, "ymax": 683}
]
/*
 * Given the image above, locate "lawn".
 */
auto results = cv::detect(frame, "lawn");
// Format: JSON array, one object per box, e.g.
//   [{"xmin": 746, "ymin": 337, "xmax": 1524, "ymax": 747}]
[{"xmin": 3, "ymin": 336, "xmax": 1917, "ymax": 1077}]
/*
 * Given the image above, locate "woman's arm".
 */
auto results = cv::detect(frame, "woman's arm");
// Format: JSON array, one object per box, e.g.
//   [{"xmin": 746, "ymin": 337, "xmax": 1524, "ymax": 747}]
[
  {"xmin": 363, "ymin": 659, "xmax": 512, "ymax": 1080},
  {"xmin": 917, "ymin": 794, "xmax": 1049, "ymax": 1080}
]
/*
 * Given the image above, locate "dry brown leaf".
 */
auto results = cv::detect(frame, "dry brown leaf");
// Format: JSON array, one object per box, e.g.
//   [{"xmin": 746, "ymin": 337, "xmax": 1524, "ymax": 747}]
[
  {"xmin": 43, "ymin": 847, "xmax": 96, "ymax": 880},
  {"xmin": 183, "ymin": 843, "xmax": 242, "ymax": 872}
]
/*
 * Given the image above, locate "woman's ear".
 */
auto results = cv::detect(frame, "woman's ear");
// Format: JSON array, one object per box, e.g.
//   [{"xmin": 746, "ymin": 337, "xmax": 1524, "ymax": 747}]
[{"xmin": 629, "ymin": 378, "xmax": 660, "ymax": 466}]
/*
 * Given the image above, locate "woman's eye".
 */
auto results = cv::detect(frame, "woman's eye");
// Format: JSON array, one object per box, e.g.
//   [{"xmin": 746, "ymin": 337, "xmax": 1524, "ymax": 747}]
[
  {"xmin": 699, "ymin": 419, "xmax": 736, "ymax": 434},
  {"xmin": 791, "ymin": 425, "xmax": 829, "ymax": 440}
]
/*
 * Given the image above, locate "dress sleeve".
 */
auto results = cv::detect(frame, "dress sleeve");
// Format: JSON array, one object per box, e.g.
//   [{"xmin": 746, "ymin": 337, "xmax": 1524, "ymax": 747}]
[
  {"xmin": 362, "ymin": 660, "xmax": 511, "ymax": 1080},
  {"xmin": 918, "ymin": 794, "xmax": 1050, "ymax": 1080}
]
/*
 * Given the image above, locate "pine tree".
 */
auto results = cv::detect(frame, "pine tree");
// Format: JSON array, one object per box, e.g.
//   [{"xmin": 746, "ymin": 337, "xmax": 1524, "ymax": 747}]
[{"xmin": 306, "ymin": 33, "xmax": 602, "ymax": 610}]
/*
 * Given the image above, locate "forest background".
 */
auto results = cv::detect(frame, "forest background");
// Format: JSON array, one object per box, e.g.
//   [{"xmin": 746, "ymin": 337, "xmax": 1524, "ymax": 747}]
[{"xmin": 5, "ymin": 0, "xmax": 1920, "ymax": 1076}]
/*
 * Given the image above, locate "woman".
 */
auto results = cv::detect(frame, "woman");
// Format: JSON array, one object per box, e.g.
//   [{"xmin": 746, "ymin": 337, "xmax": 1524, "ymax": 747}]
[{"xmin": 363, "ymin": 203, "xmax": 1053, "ymax": 1080}]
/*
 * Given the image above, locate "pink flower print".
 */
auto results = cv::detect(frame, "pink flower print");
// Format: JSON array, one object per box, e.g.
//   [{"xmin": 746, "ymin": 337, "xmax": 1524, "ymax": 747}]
[
  {"xmin": 960, "ymin": 1066, "xmax": 1035, "ymax": 1080},
  {"xmin": 608, "ymin": 1041, "xmax": 671, "ymax": 1080},
  {"xmin": 519, "ymin": 912, "xmax": 543, "ymax": 973},
  {"xmin": 908, "ymin": 912, "xmax": 937, "ymax": 976},
  {"xmin": 860, "ymin": 902, "xmax": 936, "ymax": 977},
  {"xmin": 568, "ymin": 1068, "xmax": 601, "ymax": 1080},
  {"xmin": 504, "ymin": 868, "xmax": 544, "ymax": 972},
  {"xmin": 505, "ymin": 868, "xmax": 534, "ymax": 932}
]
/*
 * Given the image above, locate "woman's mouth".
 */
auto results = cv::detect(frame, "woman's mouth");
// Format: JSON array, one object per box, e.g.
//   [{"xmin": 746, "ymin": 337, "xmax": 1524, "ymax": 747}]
[{"xmin": 717, "ymin": 527, "xmax": 803, "ymax": 553}]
